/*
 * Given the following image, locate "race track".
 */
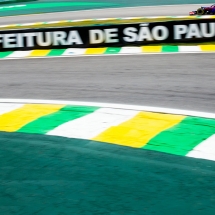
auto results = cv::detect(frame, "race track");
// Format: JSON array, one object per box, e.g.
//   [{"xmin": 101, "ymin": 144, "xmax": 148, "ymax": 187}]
[
  {"xmin": 0, "ymin": 4, "xmax": 206, "ymax": 25},
  {"xmin": 1, "ymin": 4, "xmax": 215, "ymax": 215},
  {"xmin": 1, "ymin": 53, "xmax": 215, "ymax": 113},
  {"xmin": 0, "ymin": 3, "xmax": 214, "ymax": 113}
]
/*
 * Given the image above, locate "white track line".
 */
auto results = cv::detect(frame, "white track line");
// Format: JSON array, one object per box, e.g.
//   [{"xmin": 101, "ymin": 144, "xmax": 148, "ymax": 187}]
[{"xmin": 0, "ymin": 99, "xmax": 214, "ymax": 119}]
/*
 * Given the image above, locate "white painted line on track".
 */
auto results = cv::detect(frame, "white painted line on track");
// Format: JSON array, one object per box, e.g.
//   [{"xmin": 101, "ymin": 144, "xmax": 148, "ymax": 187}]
[{"xmin": 0, "ymin": 99, "xmax": 215, "ymax": 119}]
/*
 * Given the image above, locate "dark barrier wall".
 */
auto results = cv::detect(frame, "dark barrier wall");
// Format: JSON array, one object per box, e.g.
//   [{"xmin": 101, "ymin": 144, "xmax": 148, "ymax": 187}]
[{"xmin": 0, "ymin": 19, "xmax": 215, "ymax": 51}]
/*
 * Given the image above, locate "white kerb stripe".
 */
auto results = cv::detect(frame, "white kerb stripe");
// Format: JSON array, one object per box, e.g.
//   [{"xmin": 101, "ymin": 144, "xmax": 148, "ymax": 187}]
[
  {"xmin": 179, "ymin": 46, "xmax": 201, "ymax": 52},
  {"xmin": 96, "ymin": 18, "xmax": 117, "ymax": 20},
  {"xmin": 44, "ymin": 21, "xmax": 59, "ymax": 24},
  {"xmin": 63, "ymin": 48, "xmax": 86, "ymax": 55},
  {"xmin": 21, "ymin": 23, "xmax": 38, "ymax": 26},
  {"xmin": 48, "ymin": 108, "xmax": 139, "ymax": 139},
  {"xmin": 7, "ymin": 51, "xmax": 32, "ymax": 58},
  {"xmin": 187, "ymin": 134, "xmax": 215, "ymax": 161},
  {"xmin": 120, "ymin": 47, "xmax": 142, "ymax": 54},
  {"xmin": 0, "ymin": 103, "xmax": 24, "ymax": 116}
]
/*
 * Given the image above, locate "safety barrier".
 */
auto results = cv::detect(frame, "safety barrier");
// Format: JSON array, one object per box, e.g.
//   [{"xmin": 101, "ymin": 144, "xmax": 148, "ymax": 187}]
[{"xmin": 0, "ymin": 16, "xmax": 215, "ymax": 51}]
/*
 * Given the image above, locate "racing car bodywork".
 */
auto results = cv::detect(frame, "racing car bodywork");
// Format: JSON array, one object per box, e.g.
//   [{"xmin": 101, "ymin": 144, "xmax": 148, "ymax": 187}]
[{"xmin": 189, "ymin": 4, "xmax": 215, "ymax": 15}]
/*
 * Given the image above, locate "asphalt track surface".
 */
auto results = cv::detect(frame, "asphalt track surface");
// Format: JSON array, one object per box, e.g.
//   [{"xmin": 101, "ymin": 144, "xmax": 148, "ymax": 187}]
[
  {"xmin": 1, "ymin": 53, "xmax": 215, "ymax": 113},
  {"xmin": 0, "ymin": 4, "xmax": 208, "ymax": 25}
]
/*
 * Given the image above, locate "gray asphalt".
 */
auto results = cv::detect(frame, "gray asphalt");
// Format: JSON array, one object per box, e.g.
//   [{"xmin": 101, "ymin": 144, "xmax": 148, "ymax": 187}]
[
  {"xmin": 1, "ymin": 53, "xmax": 215, "ymax": 112},
  {"xmin": 0, "ymin": 5, "xmax": 215, "ymax": 113},
  {"xmin": 0, "ymin": 4, "xmax": 205, "ymax": 25}
]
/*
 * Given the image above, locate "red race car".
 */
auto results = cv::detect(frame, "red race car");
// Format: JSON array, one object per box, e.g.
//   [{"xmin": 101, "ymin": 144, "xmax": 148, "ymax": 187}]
[{"xmin": 189, "ymin": 4, "xmax": 215, "ymax": 15}]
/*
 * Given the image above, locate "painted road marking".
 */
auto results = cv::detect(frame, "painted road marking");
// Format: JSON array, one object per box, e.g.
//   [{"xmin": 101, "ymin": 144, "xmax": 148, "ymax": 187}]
[
  {"xmin": 28, "ymin": 50, "xmax": 51, "ymax": 57},
  {"xmin": 187, "ymin": 134, "xmax": 215, "ymax": 161},
  {"xmin": 18, "ymin": 105, "xmax": 98, "ymax": 134},
  {"xmin": 120, "ymin": 47, "xmax": 142, "ymax": 54},
  {"xmin": 85, "ymin": 48, "xmax": 107, "ymax": 55},
  {"xmin": 47, "ymin": 49, "xmax": 66, "ymax": 56},
  {"xmin": 1, "ymin": 99, "xmax": 215, "ymax": 119},
  {"xmin": 63, "ymin": 48, "xmax": 86, "ymax": 55},
  {"xmin": 0, "ymin": 104, "xmax": 64, "ymax": 132},
  {"xmin": 141, "ymin": 46, "xmax": 162, "ymax": 52},
  {"xmin": 0, "ymin": 51, "xmax": 13, "ymax": 58},
  {"xmin": 0, "ymin": 103, "xmax": 24, "ymax": 115},
  {"xmin": 2, "ymin": 45, "xmax": 215, "ymax": 61},
  {"xmin": 48, "ymin": 108, "xmax": 138, "ymax": 139},
  {"xmin": 8, "ymin": 50, "xmax": 32, "ymax": 58},
  {"xmin": 144, "ymin": 117, "xmax": 215, "ymax": 156},
  {"xmin": 93, "ymin": 112, "xmax": 185, "ymax": 148},
  {"xmin": 179, "ymin": 46, "xmax": 201, "ymax": 52},
  {"xmin": 105, "ymin": 47, "xmax": 121, "ymax": 54},
  {"xmin": 162, "ymin": 46, "xmax": 179, "ymax": 52},
  {"xmin": 199, "ymin": 45, "xmax": 215, "ymax": 51},
  {"xmin": 0, "ymin": 99, "xmax": 215, "ymax": 162}
]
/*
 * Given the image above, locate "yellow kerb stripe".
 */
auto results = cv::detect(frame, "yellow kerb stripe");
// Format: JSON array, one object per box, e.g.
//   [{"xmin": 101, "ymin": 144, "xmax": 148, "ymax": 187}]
[
  {"xmin": 58, "ymin": 20, "xmax": 68, "ymax": 23},
  {"xmin": 7, "ymin": 24, "xmax": 16, "ymax": 28},
  {"xmin": 85, "ymin": 48, "xmax": 107, "ymax": 55},
  {"xmin": 156, "ymin": 16, "xmax": 166, "ymax": 19},
  {"xmin": 188, "ymin": 16, "xmax": 197, "ymax": 19},
  {"xmin": 28, "ymin": 50, "xmax": 51, "ymax": 57},
  {"xmin": 34, "ymin": 22, "xmax": 44, "ymax": 25},
  {"xmin": 142, "ymin": 46, "xmax": 162, "ymax": 53},
  {"xmin": 0, "ymin": 104, "xmax": 64, "ymax": 132},
  {"xmin": 199, "ymin": 45, "xmax": 215, "ymax": 51},
  {"xmin": 131, "ymin": 17, "xmax": 142, "ymax": 19},
  {"xmin": 93, "ymin": 111, "xmax": 185, "ymax": 148}
]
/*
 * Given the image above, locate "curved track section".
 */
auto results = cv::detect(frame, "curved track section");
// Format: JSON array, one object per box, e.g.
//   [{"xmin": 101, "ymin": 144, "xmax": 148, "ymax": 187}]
[
  {"xmin": 1, "ymin": 6, "xmax": 215, "ymax": 214},
  {"xmin": 0, "ymin": 4, "xmax": 205, "ymax": 25},
  {"xmin": 1, "ymin": 53, "xmax": 215, "ymax": 113}
]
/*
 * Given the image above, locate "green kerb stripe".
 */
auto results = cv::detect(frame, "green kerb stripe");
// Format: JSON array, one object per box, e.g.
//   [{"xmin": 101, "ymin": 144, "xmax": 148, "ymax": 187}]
[
  {"xmin": 162, "ymin": 46, "xmax": 179, "ymax": 52},
  {"xmin": 143, "ymin": 116, "xmax": 215, "ymax": 156},
  {"xmin": 47, "ymin": 49, "xmax": 66, "ymax": 56},
  {"xmin": 17, "ymin": 106, "xmax": 99, "ymax": 134},
  {"xmin": 105, "ymin": 47, "xmax": 121, "ymax": 54},
  {"xmin": 0, "ymin": 51, "xmax": 13, "ymax": 58}
]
